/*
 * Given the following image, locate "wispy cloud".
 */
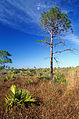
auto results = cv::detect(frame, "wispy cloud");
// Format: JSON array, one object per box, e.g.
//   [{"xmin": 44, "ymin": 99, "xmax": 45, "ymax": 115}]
[
  {"xmin": 0, "ymin": 0, "xmax": 78, "ymax": 35},
  {"xmin": 65, "ymin": 34, "xmax": 79, "ymax": 45}
]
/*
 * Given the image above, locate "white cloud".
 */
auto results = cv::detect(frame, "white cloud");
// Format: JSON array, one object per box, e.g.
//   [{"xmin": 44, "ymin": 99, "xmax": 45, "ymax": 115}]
[
  {"xmin": 65, "ymin": 34, "xmax": 79, "ymax": 45},
  {"xmin": 0, "ymin": 0, "xmax": 77, "ymax": 35}
]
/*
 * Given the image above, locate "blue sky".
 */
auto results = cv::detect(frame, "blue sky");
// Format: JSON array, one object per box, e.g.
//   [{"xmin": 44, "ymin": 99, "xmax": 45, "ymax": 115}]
[{"xmin": 0, "ymin": 0, "xmax": 79, "ymax": 68}]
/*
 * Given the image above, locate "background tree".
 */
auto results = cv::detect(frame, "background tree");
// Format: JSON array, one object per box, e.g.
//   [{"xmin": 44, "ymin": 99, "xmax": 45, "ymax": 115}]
[
  {"xmin": 39, "ymin": 7, "xmax": 73, "ymax": 79},
  {"xmin": 0, "ymin": 50, "xmax": 12, "ymax": 69}
]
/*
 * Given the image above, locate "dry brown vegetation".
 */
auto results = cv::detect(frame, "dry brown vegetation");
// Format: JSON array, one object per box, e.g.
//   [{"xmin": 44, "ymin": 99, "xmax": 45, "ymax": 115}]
[{"xmin": 0, "ymin": 73, "xmax": 79, "ymax": 119}]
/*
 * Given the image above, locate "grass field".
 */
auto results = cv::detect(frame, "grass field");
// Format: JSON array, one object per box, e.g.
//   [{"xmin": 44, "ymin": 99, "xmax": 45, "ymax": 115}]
[{"xmin": 0, "ymin": 67, "xmax": 79, "ymax": 119}]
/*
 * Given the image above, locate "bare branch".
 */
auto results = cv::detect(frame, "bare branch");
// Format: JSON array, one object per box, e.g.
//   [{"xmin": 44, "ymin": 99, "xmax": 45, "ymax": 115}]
[
  {"xmin": 54, "ymin": 57, "xmax": 59, "ymax": 63},
  {"xmin": 44, "ymin": 56, "xmax": 60, "ymax": 66},
  {"xmin": 46, "ymin": 27, "xmax": 51, "ymax": 35},
  {"xmin": 45, "ymin": 41, "xmax": 51, "ymax": 45},
  {"xmin": 45, "ymin": 39, "xmax": 65, "ymax": 47},
  {"xmin": 54, "ymin": 48, "xmax": 72, "ymax": 54},
  {"xmin": 53, "ymin": 40, "xmax": 65, "ymax": 47},
  {"xmin": 54, "ymin": 34, "xmax": 65, "ymax": 40}
]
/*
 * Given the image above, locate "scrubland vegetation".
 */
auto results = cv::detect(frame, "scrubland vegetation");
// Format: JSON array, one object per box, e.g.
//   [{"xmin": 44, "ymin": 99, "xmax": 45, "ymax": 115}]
[
  {"xmin": 0, "ymin": 67, "xmax": 79, "ymax": 119},
  {"xmin": 0, "ymin": 6, "xmax": 77, "ymax": 118}
]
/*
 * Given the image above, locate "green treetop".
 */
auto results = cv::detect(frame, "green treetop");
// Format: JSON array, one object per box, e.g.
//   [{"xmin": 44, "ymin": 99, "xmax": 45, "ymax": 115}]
[{"xmin": 0, "ymin": 50, "xmax": 12, "ymax": 69}]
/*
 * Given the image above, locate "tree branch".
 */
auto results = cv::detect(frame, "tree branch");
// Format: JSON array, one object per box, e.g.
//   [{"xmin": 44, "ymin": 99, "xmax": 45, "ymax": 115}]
[
  {"xmin": 53, "ymin": 48, "xmax": 72, "ymax": 54},
  {"xmin": 53, "ymin": 40, "xmax": 65, "ymax": 47},
  {"xmin": 54, "ymin": 34, "xmax": 65, "ymax": 40},
  {"xmin": 41, "ymin": 24, "xmax": 51, "ymax": 35},
  {"xmin": 46, "ymin": 27, "xmax": 51, "ymax": 35},
  {"xmin": 54, "ymin": 57, "xmax": 59, "ymax": 63}
]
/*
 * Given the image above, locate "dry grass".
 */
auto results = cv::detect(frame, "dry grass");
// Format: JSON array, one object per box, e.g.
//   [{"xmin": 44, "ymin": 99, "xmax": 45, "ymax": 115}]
[{"xmin": 0, "ymin": 76, "xmax": 79, "ymax": 119}]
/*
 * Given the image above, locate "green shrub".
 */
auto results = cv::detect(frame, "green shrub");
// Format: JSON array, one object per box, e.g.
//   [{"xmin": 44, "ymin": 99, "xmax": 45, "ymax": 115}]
[
  {"xmin": 0, "ymin": 73, "xmax": 14, "ymax": 82},
  {"xmin": 4, "ymin": 73, "xmax": 14, "ymax": 81},
  {"xmin": 53, "ymin": 73, "xmax": 66, "ymax": 84},
  {"xmin": 29, "ymin": 69, "xmax": 36, "ymax": 75},
  {"xmin": 13, "ymin": 69, "xmax": 20, "ymax": 74},
  {"xmin": 5, "ymin": 85, "xmax": 36, "ymax": 111},
  {"xmin": 39, "ymin": 75, "xmax": 50, "ymax": 80},
  {"xmin": 26, "ymin": 71, "xmax": 32, "ymax": 76},
  {"xmin": 26, "ymin": 70, "xmax": 35, "ymax": 76},
  {"xmin": 26, "ymin": 79, "xmax": 33, "ymax": 84},
  {"xmin": 1, "ymin": 78, "xmax": 8, "ymax": 82},
  {"xmin": 34, "ymin": 75, "xmax": 40, "ymax": 78},
  {"xmin": 10, "ymin": 74, "xmax": 14, "ymax": 79}
]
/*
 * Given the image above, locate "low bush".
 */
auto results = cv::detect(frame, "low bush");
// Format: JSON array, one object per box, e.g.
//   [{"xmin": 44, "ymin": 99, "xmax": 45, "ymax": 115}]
[
  {"xmin": 53, "ymin": 73, "xmax": 66, "ymax": 84},
  {"xmin": 26, "ymin": 79, "xmax": 33, "ymax": 84},
  {"xmin": 13, "ymin": 69, "xmax": 20, "ymax": 74},
  {"xmin": 39, "ymin": 75, "xmax": 50, "ymax": 80},
  {"xmin": 5, "ymin": 85, "xmax": 36, "ymax": 111},
  {"xmin": 5, "ymin": 73, "xmax": 14, "ymax": 80},
  {"xmin": 26, "ymin": 71, "xmax": 32, "ymax": 76}
]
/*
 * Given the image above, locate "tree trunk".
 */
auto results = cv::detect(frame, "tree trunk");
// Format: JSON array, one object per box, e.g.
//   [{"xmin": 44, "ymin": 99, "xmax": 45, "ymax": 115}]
[{"xmin": 50, "ymin": 31, "xmax": 53, "ymax": 80}]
